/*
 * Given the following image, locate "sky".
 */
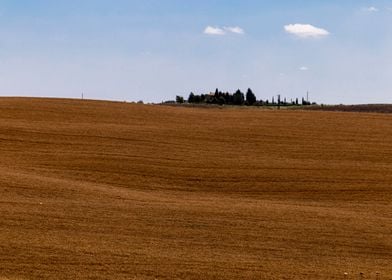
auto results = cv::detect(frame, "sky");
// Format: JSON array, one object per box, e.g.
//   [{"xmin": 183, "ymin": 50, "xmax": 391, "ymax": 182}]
[{"xmin": 0, "ymin": 0, "xmax": 391, "ymax": 104}]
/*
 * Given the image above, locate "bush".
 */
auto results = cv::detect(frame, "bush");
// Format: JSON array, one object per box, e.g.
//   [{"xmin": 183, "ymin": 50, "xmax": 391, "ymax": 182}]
[{"xmin": 176, "ymin": 95, "xmax": 184, "ymax": 104}]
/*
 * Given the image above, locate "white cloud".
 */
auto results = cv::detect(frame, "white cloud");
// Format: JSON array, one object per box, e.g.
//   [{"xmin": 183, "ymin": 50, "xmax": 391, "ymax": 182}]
[
  {"xmin": 224, "ymin": 26, "xmax": 245, "ymax": 34},
  {"xmin": 204, "ymin": 26, "xmax": 225, "ymax": 35},
  {"xmin": 284, "ymin": 24, "xmax": 330, "ymax": 38},
  {"xmin": 299, "ymin": 66, "xmax": 309, "ymax": 71},
  {"xmin": 363, "ymin": 6, "xmax": 379, "ymax": 12},
  {"xmin": 204, "ymin": 26, "xmax": 245, "ymax": 35}
]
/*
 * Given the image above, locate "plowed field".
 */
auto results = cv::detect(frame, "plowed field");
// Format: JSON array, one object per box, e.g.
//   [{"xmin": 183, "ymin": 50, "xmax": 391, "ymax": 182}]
[{"xmin": 0, "ymin": 98, "xmax": 391, "ymax": 279}]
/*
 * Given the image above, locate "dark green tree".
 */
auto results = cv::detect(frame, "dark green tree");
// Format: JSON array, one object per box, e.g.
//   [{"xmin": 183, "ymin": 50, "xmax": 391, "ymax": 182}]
[
  {"xmin": 214, "ymin": 88, "xmax": 219, "ymax": 97},
  {"xmin": 246, "ymin": 88, "xmax": 257, "ymax": 105},
  {"xmin": 217, "ymin": 96, "xmax": 226, "ymax": 105},
  {"xmin": 233, "ymin": 89, "xmax": 245, "ymax": 105},
  {"xmin": 176, "ymin": 95, "xmax": 184, "ymax": 104},
  {"xmin": 224, "ymin": 92, "xmax": 232, "ymax": 104},
  {"xmin": 188, "ymin": 92, "xmax": 195, "ymax": 103},
  {"xmin": 194, "ymin": 95, "xmax": 201, "ymax": 103}
]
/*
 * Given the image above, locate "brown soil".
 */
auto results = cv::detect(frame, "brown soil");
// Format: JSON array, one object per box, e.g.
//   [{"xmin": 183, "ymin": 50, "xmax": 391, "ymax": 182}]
[{"xmin": 0, "ymin": 98, "xmax": 391, "ymax": 279}]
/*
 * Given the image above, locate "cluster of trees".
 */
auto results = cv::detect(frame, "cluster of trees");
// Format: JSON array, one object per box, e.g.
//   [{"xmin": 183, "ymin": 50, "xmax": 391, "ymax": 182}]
[{"xmin": 175, "ymin": 88, "xmax": 314, "ymax": 106}]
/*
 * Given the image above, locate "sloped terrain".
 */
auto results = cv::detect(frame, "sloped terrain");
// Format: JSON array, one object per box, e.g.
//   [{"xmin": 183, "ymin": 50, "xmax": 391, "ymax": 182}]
[{"xmin": 0, "ymin": 98, "xmax": 391, "ymax": 279}]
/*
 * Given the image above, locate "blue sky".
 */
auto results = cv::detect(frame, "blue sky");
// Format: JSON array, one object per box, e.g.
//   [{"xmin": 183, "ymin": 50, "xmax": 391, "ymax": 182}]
[{"xmin": 0, "ymin": 0, "xmax": 391, "ymax": 104}]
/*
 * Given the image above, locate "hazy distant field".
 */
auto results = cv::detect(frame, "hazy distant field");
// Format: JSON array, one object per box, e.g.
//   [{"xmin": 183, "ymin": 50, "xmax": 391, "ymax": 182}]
[
  {"xmin": 0, "ymin": 98, "xmax": 391, "ymax": 279},
  {"xmin": 304, "ymin": 104, "xmax": 392, "ymax": 114}
]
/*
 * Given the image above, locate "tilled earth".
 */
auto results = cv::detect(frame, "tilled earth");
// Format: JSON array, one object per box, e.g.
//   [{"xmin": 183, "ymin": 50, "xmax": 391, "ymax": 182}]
[{"xmin": 0, "ymin": 98, "xmax": 391, "ymax": 279}]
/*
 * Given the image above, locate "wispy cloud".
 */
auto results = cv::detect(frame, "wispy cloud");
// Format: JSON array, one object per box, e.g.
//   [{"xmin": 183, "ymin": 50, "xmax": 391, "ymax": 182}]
[
  {"xmin": 204, "ymin": 26, "xmax": 245, "ymax": 36},
  {"xmin": 284, "ymin": 24, "xmax": 330, "ymax": 38},
  {"xmin": 224, "ymin": 26, "xmax": 245, "ymax": 34},
  {"xmin": 363, "ymin": 6, "xmax": 379, "ymax": 12},
  {"xmin": 299, "ymin": 66, "xmax": 309, "ymax": 71}
]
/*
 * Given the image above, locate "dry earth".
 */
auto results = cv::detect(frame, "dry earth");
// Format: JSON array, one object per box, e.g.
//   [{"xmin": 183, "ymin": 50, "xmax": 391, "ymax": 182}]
[{"xmin": 0, "ymin": 98, "xmax": 391, "ymax": 279}]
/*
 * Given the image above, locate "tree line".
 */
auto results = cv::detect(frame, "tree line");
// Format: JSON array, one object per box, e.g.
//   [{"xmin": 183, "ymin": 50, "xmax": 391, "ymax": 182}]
[{"xmin": 174, "ymin": 88, "xmax": 315, "ymax": 107}]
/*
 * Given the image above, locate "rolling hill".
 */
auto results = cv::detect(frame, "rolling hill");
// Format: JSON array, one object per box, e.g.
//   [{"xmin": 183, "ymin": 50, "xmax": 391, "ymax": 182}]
[{"xmin": 0, "ymin": 98, "xmax": 391, "ymax": 279}]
